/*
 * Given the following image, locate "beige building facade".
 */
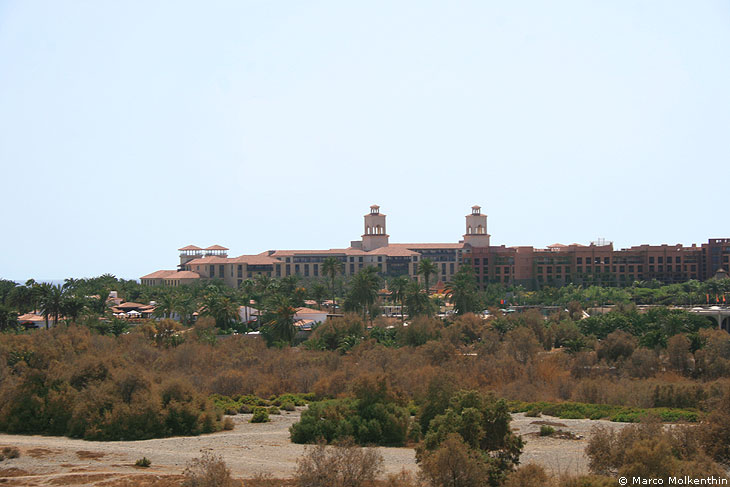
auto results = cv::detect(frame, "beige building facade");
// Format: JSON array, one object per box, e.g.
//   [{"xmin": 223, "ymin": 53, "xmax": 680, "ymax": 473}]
[{"xmin": 141, "ymin": 206, "xmax": 730, "ymax": 290}]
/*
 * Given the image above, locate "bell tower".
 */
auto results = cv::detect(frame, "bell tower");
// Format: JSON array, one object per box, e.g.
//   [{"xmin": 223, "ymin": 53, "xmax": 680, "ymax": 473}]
[
  {"xmin": 362, "ymin": 205, "xmax": 389, "ymax": 251},
  {"xmin": 463, "ymin": 205, "xmax": 490, "ymax": 247}
]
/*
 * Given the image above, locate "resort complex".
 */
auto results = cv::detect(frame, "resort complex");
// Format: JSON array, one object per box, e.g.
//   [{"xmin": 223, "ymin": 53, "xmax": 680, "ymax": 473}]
[{"xmin": 141, "ymin": 205, "xmax": 730, "ymax": 290}]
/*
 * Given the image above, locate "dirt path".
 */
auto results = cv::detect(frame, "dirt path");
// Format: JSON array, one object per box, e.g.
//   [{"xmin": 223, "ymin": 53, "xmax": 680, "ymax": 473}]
[{"xmin": 0, "ymin": 409, "xmax": 628, "ymax": 485}]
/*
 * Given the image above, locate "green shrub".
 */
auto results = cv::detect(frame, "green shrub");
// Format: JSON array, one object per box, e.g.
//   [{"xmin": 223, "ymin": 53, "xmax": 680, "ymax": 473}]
[
  {"xmin": 268, "ymin": 406, "xmax": 281, "ymax": 415},
  {"xmin": 280, "ymin": 401, "xmax": 295, "ymax": 411},
  {"xmin": 250, "ymin": 407, "xmax": 270, "ymax": 423},
  {"xmin": 539, "ymin": 425, "xmax": 555, "ymax": 436},
  {"xmin": 525, "ymin": 407, "xmax": 541, "ymax": 418},
  {"xmin": 135, "ymin": 456, "xmax": 151, "ymax": 467}
]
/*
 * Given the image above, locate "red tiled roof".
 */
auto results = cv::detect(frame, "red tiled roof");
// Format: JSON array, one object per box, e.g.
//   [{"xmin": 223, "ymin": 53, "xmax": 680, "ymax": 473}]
[
  {"xmin": 368, "ymin": 246, "xmax": 419, "ymax": 257},
  {"xmin": 389, "ymin": 243, "xmax": 465, "ymax": 250},
  {"xmin": 296, "ymin": 307, "xmax": 325, "ymax": 314},
  {"xmin": 269, "ymin": 248, "xmax": 366, "ymax": 257},
  {"xmin": 186, "ymin": 256, "xmax": 230, "ymax": 265},
  {"xmin": 17, "ymin": 313, "xmax": 46, "ymax": 322},
  {"xmin": 141, "ymin": 270, "xmax": 175, "ymax": 279},
  {"xmin": 205, "ymin": 245, "xmax": 229, "ymax": 251},
  {"xmin": 230, "ymin": 255, "xmax": 279, "ymax": 265},
  {"xmin": 141, "ymin": 270, "xmax": 201, "ymax": 279},
  {"xmin": 178, "ymin": 245, "xmax": 203, "ymax": 251}
]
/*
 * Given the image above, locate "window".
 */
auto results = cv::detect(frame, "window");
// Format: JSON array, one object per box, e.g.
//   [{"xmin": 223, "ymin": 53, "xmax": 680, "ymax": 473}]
[
  {"xmin": 628, "ymin": 265, "xmax": 634, "ymax": 272},
  {"xmin": 209, "ymin": 265, "xmax": 215, "ymax": 277},
  {"xmin": 475, "ymin": 258, "xmax": 480, "ymax": 266},
  {"xmin": 658, "ymin": 257, "xmax": 663, "ymax": 264},
  {"xmin": 620, "ymin": 266, "xmax": 625, "ymax": 272},
  {"xmin": 604, "ymin": 257, "xmax": 610, "ymax": 264},
  {"xmin": 595, "ymin": 257, "xmax": 601, "ymax": 264},
  {"xmin": 649, "ymin": 257, "xmax": 655, "ymax": 264},
  {"xmin": 313, "ymin": 265, "xmax": 319, "ymax": 276},
  {"xmin": 286, "ymin": 265, "xmax": 291, "ymax": 276},
  {"xmin": 219, "ymin": 265, "xmax": 224, "ymax": 277},
  {"xmin": 350, "ymin": 264, "xmax": 355, "ymax": 273},
  {"xmin": 450, "ymin": 263, "xmax": 455, "ymax": 274},
  {"xmin": 649, "ymin": 265, "xmax": 654, "ymax": 272}
]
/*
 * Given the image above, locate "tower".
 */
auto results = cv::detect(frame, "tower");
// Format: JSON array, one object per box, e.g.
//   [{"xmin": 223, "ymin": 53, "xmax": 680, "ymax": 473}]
[
  {"xmin": 362, "ymin": 205, "xmax": 389, "ymax": 251},
  {"xmin": 463, "ymin": 205, "xmax": 490, "ymax": 247}
]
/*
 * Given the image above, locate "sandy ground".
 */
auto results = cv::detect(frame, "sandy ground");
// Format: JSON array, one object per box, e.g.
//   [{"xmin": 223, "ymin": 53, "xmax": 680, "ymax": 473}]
[{"xmin": 0, "ymin": 409, "xmax": 630, "ymax": 486}]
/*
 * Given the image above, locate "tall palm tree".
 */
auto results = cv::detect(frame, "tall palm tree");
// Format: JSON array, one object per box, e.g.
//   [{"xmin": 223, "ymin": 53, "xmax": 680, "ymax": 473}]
[
  {"xmin": 263, "ymin": 294, "xmax": 297, "ymax": 346},
  {"xmin": 445, "ymin": 266, "xmax": 481, "ymax": 315},
  {"xmin": 38, "ymin": 283, "xmax": 64, "ymax": 328},
  {"xmin": 389, "ymin": 275, "xmax": 410, "ymax": 322},
  {"xmin": 346, "ymin": 267, "xmax": 380, "ymax": 321},
  {"xmin": 417, "ymin": 258, "xmax": 438, "ymax": 295},
  {"xmin": 322, "ymin": 257, "xmax": 342, "ymax": 311}
]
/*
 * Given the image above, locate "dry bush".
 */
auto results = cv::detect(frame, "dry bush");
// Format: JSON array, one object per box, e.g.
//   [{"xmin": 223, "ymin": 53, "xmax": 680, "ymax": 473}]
[
  {"xmin": 667, "ymin": 334, "xmax": 692, "ymax": 374},
  {"xmin": 586, "ymin": 417, "xmax": 727, "ymax": 481},
  {"xmin": 503, "ymin": 463, "xmax": 550, "ymax": 487},
  {"xmin": 596, "ymin": 330, "xmax": 636, "ymax": 363},
  {"xmin": 384, "ymin": 469, "xmax": 422, "ymax": 487},
  {"xmin": 294, "ymin": 438, "xmax": 383, "ymax": 487},
  {"xmin": 502, "ymin": 327, "xmax": 541, "ymax": 365},
  {"xmin": 182, "ymin": 451, "xmax": 235, "ymax": 487}
]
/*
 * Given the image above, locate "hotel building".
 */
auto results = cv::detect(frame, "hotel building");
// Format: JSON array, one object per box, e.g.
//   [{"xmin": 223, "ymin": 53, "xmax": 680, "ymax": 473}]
[{"xmin": 141, "ymin": 206, "xmax": 730, "ymax": 290}]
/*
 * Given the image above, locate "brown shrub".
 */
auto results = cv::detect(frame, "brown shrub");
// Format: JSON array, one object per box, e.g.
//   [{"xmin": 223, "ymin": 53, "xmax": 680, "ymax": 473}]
[
  {"xmin": 503, "ymin": 463, "xmax": 550, "ymax": 487},
  {"xmin": 182, "ymin": 451, "xmax": 234, "ymax": 487},
  {"xmin": 294, "ymin": 438, "xmax": 383, "ymax": 487}
]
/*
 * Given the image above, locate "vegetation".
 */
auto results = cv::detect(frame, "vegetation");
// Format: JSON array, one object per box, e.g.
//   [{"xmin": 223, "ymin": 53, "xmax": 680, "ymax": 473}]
[
  {"xmin": 290, "ymin": 375, "xmax": 410, "ymax": 446},
  {"xmin": 135, "ymin": 456, "xmax": 151, "ymax": 467},
  {"xmin": 294, "ymin": 438, "xmax": 383, "ymax": 487},
  {"xmin": 182, "ymin": 451, "xmax": 235, "ymax": 487}
]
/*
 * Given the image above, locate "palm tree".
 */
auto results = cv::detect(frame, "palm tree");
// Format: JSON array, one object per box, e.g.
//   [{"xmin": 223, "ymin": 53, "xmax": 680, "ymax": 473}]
[
  {"xmin": 417, "ymin": 258, "xmax": 438, "ymax": 295},
  {"xmin": 404, "ymin": 280, "xmax": 433, "ymax": 317},
  {"xmin": 446, "ymin": 266, "xmax": 481, "ymax": 315},
  {"xmin": 345, "ymin": 267, "xmax": 380, "ymax": 321},
  {"xmin": 389, "ymin": 275, "xmax": 410, "ymax": 321},
  {"xmin": 38, "ymin": 283, "xmax": 64, "ymax": 328},
  {"xmin": 322, "ymin": 257, "xmax": 342, "ymax": 311},
  {"xmin": 310, "ymin": 281, "xmax": 328, "ymax": 309},
  {"xmin": 263, "ymin": 294, "xmax": 296, "ymax": 345},
  {"xmin": 200, "ymin": 287, "xmax": 240, "ymax": 329}
]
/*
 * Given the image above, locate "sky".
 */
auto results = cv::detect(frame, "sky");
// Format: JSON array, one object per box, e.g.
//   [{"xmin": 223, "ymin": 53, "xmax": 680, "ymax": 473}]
[{"xmin": 1, "ymin": 1, "xmax": 729, "ymax": 281}]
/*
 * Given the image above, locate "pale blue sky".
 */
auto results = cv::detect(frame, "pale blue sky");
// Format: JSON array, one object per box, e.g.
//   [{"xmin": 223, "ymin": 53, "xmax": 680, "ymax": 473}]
[{"xmin": 1, "ymin": 1, "xmax": 729, "ymax": 281}]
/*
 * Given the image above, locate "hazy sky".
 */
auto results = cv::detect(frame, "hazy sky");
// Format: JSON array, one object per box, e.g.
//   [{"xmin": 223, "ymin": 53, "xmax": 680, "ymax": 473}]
[{"xmin": 1, "ymin": 1, "xmax": 729, "ymax": 281}]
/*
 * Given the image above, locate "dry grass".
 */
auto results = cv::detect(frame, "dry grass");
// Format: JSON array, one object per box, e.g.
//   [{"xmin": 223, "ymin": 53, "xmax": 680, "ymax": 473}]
[{"xmin": 76, "ymin": 450, "xmax": 106, "ymax": 460}]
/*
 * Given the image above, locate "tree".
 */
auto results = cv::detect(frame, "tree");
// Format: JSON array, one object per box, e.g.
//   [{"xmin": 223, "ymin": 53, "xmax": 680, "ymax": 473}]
[
  {"xmin": 322, "ymin": 257, "xmax": 342, "ymax": 310},
  {"xmin": 345, "ymin": 267, "xmax": 380, "ymax": 321},
  {"xmin": 445, "ymin": 266, "xmax": 481, "ymax": 315},
  {"xmin": 261, "ymin": 294, "xmax": 296, "ymax": 346},
  {"xmin": 418, "ymin": 390, "xmax": 524, "ymax": 487},
  {"xmin": 389, "ymin": 275, "xmax": 410, "ymax": 321},
  {"xmin": 37, "ymin": 283, "xmax": 64, "ymax": 328},
  {"xmin": 309, "ymin": 281, "xmax": 328, "ymax": 309},
  {"xmin": 200, "ymin": 287, "xmax": 239, "ymax": 330},
  {"xmin": 418, "ymin": 258, "xmax": 438, "ymax": 294},
  {"xmin": 404, "ymin": 281, "xmax": 435, "ymax": 318}
]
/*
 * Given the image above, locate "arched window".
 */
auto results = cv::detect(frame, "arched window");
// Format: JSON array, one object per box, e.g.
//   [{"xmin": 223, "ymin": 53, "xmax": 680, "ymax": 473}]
[
  {"xmin": 477, "ymin": 225, "xmax": 483, "ymax": 234},
  {"xmin": 376, "ymin": 225, "xmax": 382, "ymax": 235},
  {"xmin": 468, "ymin": 227, "xmax": 472, "ymax": 234}
]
